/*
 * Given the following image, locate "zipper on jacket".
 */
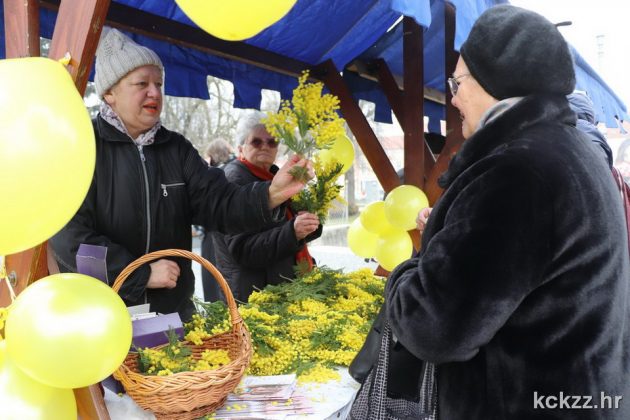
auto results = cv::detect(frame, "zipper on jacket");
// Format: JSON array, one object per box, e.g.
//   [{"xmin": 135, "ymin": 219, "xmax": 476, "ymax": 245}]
[
  {"xmin": 161, "ymin": 182, "xmax": 185, "ymax": 197},
  {"xmin": 137, "ymin": 145, "xmax": 151, "ymax": 255}
]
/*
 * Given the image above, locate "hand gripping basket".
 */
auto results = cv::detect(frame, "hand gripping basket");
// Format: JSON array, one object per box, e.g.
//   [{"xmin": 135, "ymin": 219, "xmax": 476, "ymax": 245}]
[{"xmin": 111, "ymin": 249, "xmax": 252, "ymax": 420}]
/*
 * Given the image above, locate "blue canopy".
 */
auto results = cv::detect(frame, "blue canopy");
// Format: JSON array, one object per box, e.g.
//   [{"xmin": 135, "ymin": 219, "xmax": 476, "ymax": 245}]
[
  {"xmin": 450, "ymin": 0, "xmax": 627, "ymax": 127},
  {"xmin": 0, "ymin": 0, "xmax": 626, "ymax": 130},
  {"xmin": 353, "ymin": 0, "xmax": 628, "ymax": 129}
]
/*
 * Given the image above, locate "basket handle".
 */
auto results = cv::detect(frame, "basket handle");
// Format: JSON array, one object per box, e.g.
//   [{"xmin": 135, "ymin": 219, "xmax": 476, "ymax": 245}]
[{"xmin": 111, "ymin": 249, "xmax": 243, "ymax": 329}]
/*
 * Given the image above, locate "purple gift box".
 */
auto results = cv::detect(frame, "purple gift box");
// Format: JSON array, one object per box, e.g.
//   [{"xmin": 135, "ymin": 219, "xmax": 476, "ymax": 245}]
[
  {"xmin": 132, "ymin": 312, "xmax": 184, "ymax": 349},
  {"xmin": 76, "ymin": 244, "xmax": 108, "ymax": 284}
]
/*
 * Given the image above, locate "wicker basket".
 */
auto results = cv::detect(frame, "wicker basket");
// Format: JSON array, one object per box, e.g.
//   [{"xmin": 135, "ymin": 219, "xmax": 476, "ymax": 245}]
[{"xmin": 111, "ymin": 249, "xmax": 252, "ymax": 420}]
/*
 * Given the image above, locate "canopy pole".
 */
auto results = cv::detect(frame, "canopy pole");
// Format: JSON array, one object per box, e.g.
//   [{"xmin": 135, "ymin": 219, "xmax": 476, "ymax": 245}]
[
  {"xmin": 425, "ymin": 2, "xmax": 465, "ymax": 206},
  {"xmin": 44, "ymin": 1, "xmax": 113, "ymax": 418},
  {"xmin": 1, "ymin": 0, "xmax": 48, "ymax": 309},
  {"xmin": 3, "ymin": 0, "xmax": 40, "ymax": 57},
  {"xmin": 402, "ymin": 16, "xmax": 425, "ymax": 190}
]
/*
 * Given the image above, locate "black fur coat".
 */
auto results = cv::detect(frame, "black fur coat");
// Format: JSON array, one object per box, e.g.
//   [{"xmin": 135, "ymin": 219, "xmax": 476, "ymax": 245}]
[{"xmin": 386, "ymin": 94, "xmax": 630, "ymax": 419}]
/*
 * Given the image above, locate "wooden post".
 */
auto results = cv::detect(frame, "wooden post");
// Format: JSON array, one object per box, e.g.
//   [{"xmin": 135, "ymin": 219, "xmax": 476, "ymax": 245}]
[
  {"xmin": 51, "ymin": 1, "xmax": 113, "ymax": 414},
  {"xmin": 1, "ymin": 0, "xmax": 48, "ymax": 307},
  {"xmin": 424, "ymin": 2, "xmax": 465, "ymax": 206},
  {"xmin": 48, "ymin": 0, "xmax": 111, "ymax": 94},
  {"xmin": 3, "ymin": 0, "xmax": 40, "ymax": 57},
  {"xmin": 402, "ymin": 16, "xmax": 424, "ymax": 190}
]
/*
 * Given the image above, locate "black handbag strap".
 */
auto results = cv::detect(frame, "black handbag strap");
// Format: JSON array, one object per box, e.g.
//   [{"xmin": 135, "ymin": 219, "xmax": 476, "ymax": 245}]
[{"xmin": 349, "ymin": 302, "xmax": 386, "ymax": 383}]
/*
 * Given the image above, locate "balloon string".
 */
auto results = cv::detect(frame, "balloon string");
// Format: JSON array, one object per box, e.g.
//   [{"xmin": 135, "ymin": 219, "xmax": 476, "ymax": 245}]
[
  {"xmin": 58, "ymin": 52, "xmax": 72, "ymax": 66},
  {"xmin": 0, "ymin": 255, "xmax": 16, "ymax": 302}
]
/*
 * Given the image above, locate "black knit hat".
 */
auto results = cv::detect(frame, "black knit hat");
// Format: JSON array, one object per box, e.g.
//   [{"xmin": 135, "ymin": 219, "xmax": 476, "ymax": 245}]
[{"xmin": 460, "ymin": 5, "xmax": 575, "ymax": 100}]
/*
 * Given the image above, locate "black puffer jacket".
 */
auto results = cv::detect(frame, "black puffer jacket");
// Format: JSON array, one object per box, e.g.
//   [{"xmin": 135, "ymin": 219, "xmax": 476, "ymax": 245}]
[
  {"xmin": 387, "ymin": 95, "xmax": 630, "ymax": 419},
  {"xmin": 212, "ymin": 160, "xmax": 322, "ymax": 302},
  {"xmin": 50, "ymin": 116, "xmax": 278, "ymax": 319}
]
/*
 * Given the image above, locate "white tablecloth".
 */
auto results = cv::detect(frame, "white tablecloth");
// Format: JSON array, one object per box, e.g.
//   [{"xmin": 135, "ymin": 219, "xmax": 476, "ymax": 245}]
[{"xmin": 104, "ymin": 368, "xmax": 360, "ymax": 420}]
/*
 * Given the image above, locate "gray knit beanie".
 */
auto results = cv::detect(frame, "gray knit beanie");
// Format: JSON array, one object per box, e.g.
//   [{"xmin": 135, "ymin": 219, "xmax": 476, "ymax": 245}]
[
  {"xmin": 460, "ymin": 5, "xmax": 575, "ymax": 100},
  {"xmin": 95, "ymin": 28, "xmax": 164, "ymax": 98}
]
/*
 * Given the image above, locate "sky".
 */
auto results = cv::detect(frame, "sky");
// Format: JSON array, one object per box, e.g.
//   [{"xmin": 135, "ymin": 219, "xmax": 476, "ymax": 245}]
[{"xmin": 509, "ymin": 0, "xmax": 630, "ymax": 111}]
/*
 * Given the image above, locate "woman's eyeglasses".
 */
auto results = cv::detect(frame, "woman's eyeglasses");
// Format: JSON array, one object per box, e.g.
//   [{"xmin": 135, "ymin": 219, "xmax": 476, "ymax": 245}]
[
  {"xmin": 248, "ymin": 137, "xmax": 278, "ymax": 149},
  {"xmin": 447, "ymin": 73, "xmax": 471, "ymax": 97}
]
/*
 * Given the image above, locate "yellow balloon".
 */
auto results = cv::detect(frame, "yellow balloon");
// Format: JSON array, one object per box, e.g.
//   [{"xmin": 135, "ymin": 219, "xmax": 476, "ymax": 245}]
[
  {"xmin": 374, "ymin": 230, "xmax": 413, "ymax": 272},
  {"xmin": 384, "ymin": 185, "xmax": 429, "ymax": 231},
  {"xmin": 317, "ymin": 134, "xmax": 355, "ymax": 174},
  {"xmin": 360, "ymin": 201, "xmax": 397, "ymax": 235},
  {"xmin": 347, "ymin": 218, "xmax": 379, "ymax": 258},
  {"xmin": 176, "ymin": 0, "xmax": 296, "ymax": 41},
  {"xmin": 0, "ymin": 57, "xmax": 95, "ymax": 256},
  {"xmin": 0, "ymin": 341, "xmax": 77, "ymax": 420},
  {"xmin": 5, "ymin": 273, "xmax": 132, "ymax": 389}
]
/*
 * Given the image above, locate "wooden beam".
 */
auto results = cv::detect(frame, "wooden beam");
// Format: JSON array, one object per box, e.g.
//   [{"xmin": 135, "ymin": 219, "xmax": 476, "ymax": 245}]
[
  {"xmin": 4, "ymin": 0, "xmax": 40, "ymax": 57},
  {"xmin": 402, "ymin": 16, "xmax": 424, "ymax": 190},
  {"xmin": 315, "ymin": 60, "xmax": 400, "ymax": 194},
  {"xmin": 347, "ymin": 60, "xmax": 445, "ymax": 105},
  {"xmin": 374, "ymin": 59, "xmax": 435, "ymax": 177},
  {"xmin": 374, "ymin": 59, "xmax": 403, "ymax": 117},
  {"xmin": 48, "ymin": 0, "xmax": 111, "ymax": 94},
  {"xmin": 40, "ymin": 0, "xmax": 309, "ymax": 79},
  {"xmin": 425, "ymin": 2, "xmax": 464, "ymax": 206}
]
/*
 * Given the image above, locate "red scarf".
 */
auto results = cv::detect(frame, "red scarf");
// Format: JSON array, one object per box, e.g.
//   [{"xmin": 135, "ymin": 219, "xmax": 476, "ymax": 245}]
[{"xmin": 239, "ymin": 157, "xmax": 314, "ymax": 270}]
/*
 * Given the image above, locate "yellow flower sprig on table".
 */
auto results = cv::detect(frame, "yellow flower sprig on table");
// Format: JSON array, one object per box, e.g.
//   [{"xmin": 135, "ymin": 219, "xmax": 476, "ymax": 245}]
[
  {"xmin": 184, "ymin": 299, "xmax": 231, "ymax": 345},
  {"xmin": 136, "ymin": 327, "xmax": 231, "ymax": 376},
  {"xmin": 137, "ymin": 328, "xmax": 192, "ymax": 376},
  {"xmin": 263, "ymin": 71, "xmax": 346, "ymax": 181},
  {"xmin": 242, "ymin": 267, "xmax": 385, "ymax": 381},
  {"xmin": 184, "ymin": 267, "xmax": 385, "ymax": 382}
]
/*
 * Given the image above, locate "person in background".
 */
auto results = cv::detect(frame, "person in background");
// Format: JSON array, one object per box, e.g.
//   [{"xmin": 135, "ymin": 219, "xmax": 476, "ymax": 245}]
[
  {"xmin": 566, "ymin": 91, "xmax": 630, "ymax": 260},
  {"xmin": 204, "ymin": 138, "xmax": 235, "ymax": 168},
  {"xmin": 198, "ymin": 138, "xmax": 236, "ymax": 301},
  {"xmin": 566, "ymin": 91, "xmax": 614, "ymax": 168},
  {"xmin": 211, "ymin": 111, "xmax": 322, "ymax": 302},
  {"xmin": 368, "ymin": 5, "xmax": 630, "ymax": 419},
  {"xmin": 50, "ymin": 28, "xmax": 310, "ymax": 320},
  {"xmin": 615, "ymin": 138, "xmax": 630, "ymax": 182}
]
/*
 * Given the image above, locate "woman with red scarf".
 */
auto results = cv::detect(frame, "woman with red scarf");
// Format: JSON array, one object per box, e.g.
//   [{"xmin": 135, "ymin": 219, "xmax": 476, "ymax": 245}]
[{"xmin": 210, "ymin": 112, "xmax": 322, "ymax": 302}]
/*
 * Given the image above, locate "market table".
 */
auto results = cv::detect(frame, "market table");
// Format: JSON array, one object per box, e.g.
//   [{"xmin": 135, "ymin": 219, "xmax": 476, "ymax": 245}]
[{"xmin": 104, "ymin": 368, "xmax": 360, "ymax": 420}]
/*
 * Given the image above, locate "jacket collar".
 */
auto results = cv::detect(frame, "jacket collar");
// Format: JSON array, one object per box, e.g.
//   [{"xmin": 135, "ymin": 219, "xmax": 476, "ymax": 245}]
[
  {"xmin": 96, "ymin": 114, "xmax": 172, "ymax": 145},
  {"xmin": 438, "ymin": 94, "xmax": 576, "ymax": 188}
]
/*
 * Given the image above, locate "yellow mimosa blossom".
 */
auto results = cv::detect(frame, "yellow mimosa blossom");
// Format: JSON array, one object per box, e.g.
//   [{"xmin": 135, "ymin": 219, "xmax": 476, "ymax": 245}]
[
  {"xmin": 263, "ymin": 70, "xmax": 347, "ymax": 217},
  {"xmin": 169, "ymin": 267, "xmax": 386, "ymax": 381},
  {"xmin": 297, "ymin": 365, "xmax": 341, "ymax": 384}
]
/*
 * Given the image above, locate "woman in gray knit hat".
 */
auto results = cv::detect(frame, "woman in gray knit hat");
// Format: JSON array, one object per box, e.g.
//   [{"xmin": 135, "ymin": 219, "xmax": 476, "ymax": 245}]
[
  {"xmin": 351, "ymin": 5, "xmax": 630, "ymax": 420},
  {"xmin": 50, "ymin": 28, "xmax": 310, "ymax": 320}
]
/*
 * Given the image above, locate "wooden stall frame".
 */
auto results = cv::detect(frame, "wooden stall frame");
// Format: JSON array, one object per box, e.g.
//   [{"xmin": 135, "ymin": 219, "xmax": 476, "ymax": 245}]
[{"xmin": 4, "ymin": 0, "xmax": 465, "ymax": 416}]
